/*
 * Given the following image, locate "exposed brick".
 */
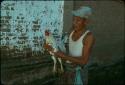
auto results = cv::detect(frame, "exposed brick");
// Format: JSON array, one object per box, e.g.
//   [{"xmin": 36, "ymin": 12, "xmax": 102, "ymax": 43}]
[
  {"xmin": 33, "ymin": 36, "xmax": 39, "ymax": 39},
  {"xmin": 17, "ymin": 16, "xmax": 20, "ymax": 19},
  {"xmin": 32, "ymin": 21, "xmax": 38, "ymax": 24},
  {"xmin": 32, "ymin": 40, "xmax": 39, "ymax": 43},
  {"xmin": 1, "ymin": 24, "xmax": 11, "ymax": 29},
  {"xmin": 4, "ymin": 6, "xmax": 10, "ymax": 10},
  {"xmin": 1, "ymin": 20, "xmax": 5, "ymax": 23},
  {"xmin": 18, "ymin": 20, "xmax": 24, "ymax": 23},
  {"xmin": 21, "ymin": 17, "xmax": 24, "ymax": 19},
  {"xmin": 18, "ymin": 36, "xmax": 28, "ymax": 40},
  {"xmin": 17, "ymin": 41, "xmax": 23, "ymax": 44},
  {"xmin": 0, "ymin": 16, "xmax": 5, "ymax": 19},
  {"xmin": 4, "ymin": 16, "xmax": 12, "ymax": 19},
  {"xmin": 11, "ymin": 7, "xmax": 14, "ymax": 10},
  {"xmin": 0, "ymin": 28, "xmax": 11, "ymax": 32},
  {"xmin": 16, "ymin": 24, "xmax": 22, "ymax": 28},
  {"xmin": 5, "ymin": 37, "xmax": 9, "ymax": 40},
  {"xmin": 1, "ymin": 23, "xmax": 10, "ymax": 26},
  {"xmin": 32, "ymin": 28, "xmax": 39, "ymax": 32},
  {"xmin": 33, "ymin": 25, "xmax": 40, "ymax": 28},
  {"xmin": 34, "ymin": 43, "xmax": 39, "ymax": 46},
  {"xmin": 8, "ymin": 33, "xmax": 14, "ymax": 36},
  {"xmin": 4, "ymin": 20, "xmax": 9, "ymax": 23}
]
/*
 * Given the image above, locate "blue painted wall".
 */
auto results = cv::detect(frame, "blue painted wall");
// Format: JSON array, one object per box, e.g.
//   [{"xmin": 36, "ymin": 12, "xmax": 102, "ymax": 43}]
[{"xmin": 1, "ymin": 1, "xmax": 64, "ymax": 53}]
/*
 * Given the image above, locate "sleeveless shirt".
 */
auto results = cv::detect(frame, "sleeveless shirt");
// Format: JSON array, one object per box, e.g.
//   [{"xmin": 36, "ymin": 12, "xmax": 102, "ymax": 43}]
[{"xmin": 69, "ymin": 30, "xmax": 90, "ymax": 57}]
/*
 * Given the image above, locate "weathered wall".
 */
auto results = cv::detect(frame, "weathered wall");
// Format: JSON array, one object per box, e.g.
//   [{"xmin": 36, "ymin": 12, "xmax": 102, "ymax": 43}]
[
  {"xmin": 64, "ymin": 1, "xmax": 124, "ymax": 64},
  {"xmin": 1, "ymin": 1, "xmax": 64, "ymax": 85},
  {"xmin": 1, "ymin": 1, "xmax": 64, "ymax": 53},
  {"xmin": 63, "ymin": 1, "xmax": 73, "ymax": 32}
]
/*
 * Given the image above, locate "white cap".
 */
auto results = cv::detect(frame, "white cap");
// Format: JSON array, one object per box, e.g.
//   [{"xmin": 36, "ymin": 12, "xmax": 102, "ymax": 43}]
[{"xmin": 72, "ymin": 6, "xmax": 92, "ymax": 19}]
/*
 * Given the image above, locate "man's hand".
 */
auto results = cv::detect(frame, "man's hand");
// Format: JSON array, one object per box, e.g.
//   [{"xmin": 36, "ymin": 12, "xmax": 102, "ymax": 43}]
[
  {"xmin": 43, "ymin": 43, "xmax": 54, "ymax": 52},
  {"xmin": 54, "ymin": 51, "xmax": 65, "ymax": 58}
]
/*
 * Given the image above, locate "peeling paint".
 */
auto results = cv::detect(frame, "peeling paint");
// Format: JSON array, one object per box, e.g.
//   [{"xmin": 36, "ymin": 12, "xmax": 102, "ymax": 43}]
[{"xmin": 1, "ymin": 1, "xmax": 64, "ymax": 52}]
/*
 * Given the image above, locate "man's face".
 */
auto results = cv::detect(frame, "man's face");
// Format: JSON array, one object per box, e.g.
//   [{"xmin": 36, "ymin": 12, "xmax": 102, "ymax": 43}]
[{"xmin": 73, "ymin": 16, "xmax": 87, "ymax": 31}]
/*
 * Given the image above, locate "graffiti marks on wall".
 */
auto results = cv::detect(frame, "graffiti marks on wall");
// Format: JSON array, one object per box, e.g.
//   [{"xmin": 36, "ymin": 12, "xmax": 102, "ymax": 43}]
[{"xmin": 1, "ymin": 1, "xmax": 64, "ymax": 52}]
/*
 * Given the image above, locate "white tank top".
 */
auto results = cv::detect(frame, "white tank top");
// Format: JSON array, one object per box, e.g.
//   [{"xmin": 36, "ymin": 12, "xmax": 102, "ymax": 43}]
[{"xmin": 69, "ymin": 30, "xmax": 90, "ymax": 57}]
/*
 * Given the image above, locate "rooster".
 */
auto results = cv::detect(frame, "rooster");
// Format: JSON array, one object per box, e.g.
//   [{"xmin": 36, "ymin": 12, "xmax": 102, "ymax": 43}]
[{"xmin": 45, "ymin": 30, "xmax": 64, "ymax": 74}]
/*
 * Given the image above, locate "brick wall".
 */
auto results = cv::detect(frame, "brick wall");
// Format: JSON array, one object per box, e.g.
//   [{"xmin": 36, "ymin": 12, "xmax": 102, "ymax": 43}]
[
  {"xmin": 1, "ymin": 1, "xmax": 64, "ymax": 84},
  {"xmin": 1, "ymin": 1, "xmax": 64, "ymax": 53}
]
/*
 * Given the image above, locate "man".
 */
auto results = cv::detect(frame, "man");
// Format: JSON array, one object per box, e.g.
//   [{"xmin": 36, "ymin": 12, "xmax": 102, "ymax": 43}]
[{"xmin": 44, "ymin": 6, "xmax": 95, "ymax": 85}]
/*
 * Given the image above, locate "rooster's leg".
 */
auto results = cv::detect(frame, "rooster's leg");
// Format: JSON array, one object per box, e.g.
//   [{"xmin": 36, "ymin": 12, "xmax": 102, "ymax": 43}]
[
  {"xmin": 58, "ymin": 58, "xmax": 64, "ymax": 73},
  {"xmin": 51, "ymin": 56, "xmax": 57, "ymax": 73}
]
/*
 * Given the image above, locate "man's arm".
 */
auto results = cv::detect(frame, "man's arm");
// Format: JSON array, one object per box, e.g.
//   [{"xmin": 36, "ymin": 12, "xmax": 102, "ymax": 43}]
[
  {"xmin": 54, "ymin": 32, "xmax": 95, "ymax": 65},
  {"xmin": 81, "ymin": 32, "xmax": 95, "ymax": 64}
]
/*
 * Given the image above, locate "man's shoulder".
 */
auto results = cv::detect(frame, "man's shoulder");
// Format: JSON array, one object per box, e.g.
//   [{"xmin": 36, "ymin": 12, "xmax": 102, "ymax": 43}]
[
  {"xmin": 87, "ymin": 31, "xmax": 93, "ymax": 36},
  {"xmin": 83, "ymin": 30, "xmax": 95, "ymax": 43}
]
